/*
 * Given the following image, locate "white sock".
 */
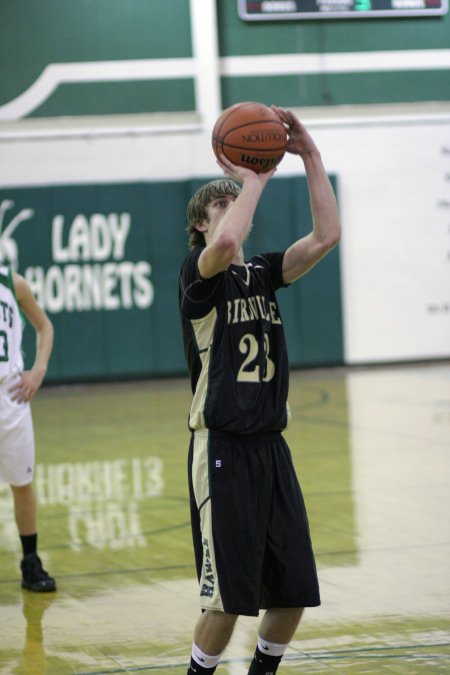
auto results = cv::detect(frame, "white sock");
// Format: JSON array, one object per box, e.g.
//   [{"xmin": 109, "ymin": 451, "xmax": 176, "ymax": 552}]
[
  {"xmin": 257, "ymin": 636, "xmax": 288, "ymax": 658},
  {"xmin": 192, "ymin": 642, "xmax": 222, "ymax": 669}
]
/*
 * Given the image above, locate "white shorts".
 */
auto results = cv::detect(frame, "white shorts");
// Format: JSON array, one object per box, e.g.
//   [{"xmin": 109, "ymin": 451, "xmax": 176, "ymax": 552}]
[{"xmin": 0, "ymin": 374, "xmax": 35, "ymax": 486}]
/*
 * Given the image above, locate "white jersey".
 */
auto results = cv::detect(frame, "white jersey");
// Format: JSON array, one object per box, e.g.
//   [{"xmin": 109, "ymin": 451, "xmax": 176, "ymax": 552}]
[
  {"xmin": 0, "ymin": 265, "xmax": 34, "ymax": 486},
  {"xmin": 0, "ymin": 265, "xmax": 24, "ymax": 382}
]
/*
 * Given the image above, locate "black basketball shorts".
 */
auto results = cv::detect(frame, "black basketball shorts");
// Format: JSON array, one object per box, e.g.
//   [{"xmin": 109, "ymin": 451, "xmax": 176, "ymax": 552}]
[{"xmin": 188, "ymin": 428, "xmax": 320, "ymax": 616}]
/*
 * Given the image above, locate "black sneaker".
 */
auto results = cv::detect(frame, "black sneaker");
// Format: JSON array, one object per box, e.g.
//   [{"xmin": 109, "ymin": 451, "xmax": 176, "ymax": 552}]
[{"xmin": 21, "ymin": 553, "xmax": 57, "ymax": 592}]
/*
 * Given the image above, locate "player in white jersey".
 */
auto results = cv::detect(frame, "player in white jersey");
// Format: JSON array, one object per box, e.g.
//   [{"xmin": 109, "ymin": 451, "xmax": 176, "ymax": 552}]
[{"xmin": 0, "ymin": 265, "xmax": 56, "ymax": 591}]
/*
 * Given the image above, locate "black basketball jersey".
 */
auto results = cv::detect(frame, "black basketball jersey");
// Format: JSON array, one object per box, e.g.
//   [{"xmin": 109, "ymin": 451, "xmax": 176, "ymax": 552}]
[{"xmin": 179, "ymin": 247, "xmax": 290, "ymax": 434}]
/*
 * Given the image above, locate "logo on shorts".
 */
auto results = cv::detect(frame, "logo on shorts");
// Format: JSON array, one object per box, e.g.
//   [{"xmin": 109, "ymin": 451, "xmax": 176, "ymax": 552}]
[
  {"xmin": 200, "ymin": 537, "xmax": 215, "ymax": 598},
  {"xmin": 215, "ymin": 459, "xmax": 221, "ymax": 468}
]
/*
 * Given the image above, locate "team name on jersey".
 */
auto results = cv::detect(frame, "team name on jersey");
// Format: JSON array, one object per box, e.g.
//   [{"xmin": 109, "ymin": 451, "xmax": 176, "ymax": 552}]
[
  {"xmin": 227, "ymin": 294, "xmax": 282, "ymax": 326},
  {"xmin": 0, "ymin": 300, "xmax": 14, "ymax": 328}
]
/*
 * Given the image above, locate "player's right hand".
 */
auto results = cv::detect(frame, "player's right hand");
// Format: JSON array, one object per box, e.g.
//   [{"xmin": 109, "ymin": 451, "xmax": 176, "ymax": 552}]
[{"xmin": 217, "ymin": 154, "xmax": 276, "ymax": 185}]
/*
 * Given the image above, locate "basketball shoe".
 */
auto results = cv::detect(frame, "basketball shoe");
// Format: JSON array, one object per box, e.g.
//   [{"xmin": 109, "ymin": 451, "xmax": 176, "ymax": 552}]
[{"xmin": 21, "ymin": 553, "xmax": 57, "ymax": 592}]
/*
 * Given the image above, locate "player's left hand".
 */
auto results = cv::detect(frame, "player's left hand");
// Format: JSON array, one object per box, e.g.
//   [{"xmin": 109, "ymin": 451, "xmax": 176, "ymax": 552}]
[
  {"xmin": 271, "ymin": 105, "xmax": 318, "ymax": 158},
  {"xmin": 8, "ymin": 370, "xmax": 44, "ymax": 403}
]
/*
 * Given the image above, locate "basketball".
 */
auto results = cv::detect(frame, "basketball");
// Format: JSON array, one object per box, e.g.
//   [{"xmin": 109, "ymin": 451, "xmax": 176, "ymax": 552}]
[{"xmin": 211, "ymin": 101, "xmax": 288, "ymax": 174}]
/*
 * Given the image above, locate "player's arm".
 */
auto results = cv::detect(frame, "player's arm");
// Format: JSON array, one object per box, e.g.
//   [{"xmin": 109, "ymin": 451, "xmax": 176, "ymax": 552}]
[
  {"xmin": 197, "ymin": 157, "xmax": 276, "ymax": 279},
  {"xmin": 272, "ymin": 106, "xmax": 341, "ymax": 284},
  {"xmin": 8, "ymin": 273, "xmax": 54, "ymax": 403}
]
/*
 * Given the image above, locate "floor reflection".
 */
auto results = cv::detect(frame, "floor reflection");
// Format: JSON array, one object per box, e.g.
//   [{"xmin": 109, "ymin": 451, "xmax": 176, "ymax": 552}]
[
  {"xmin": 13, "ymin": 592, "xmax": 57, "ymax": 675},
  {"xmin": 0, "ymin": 363, "xmax": 449, "ymax": 674}
]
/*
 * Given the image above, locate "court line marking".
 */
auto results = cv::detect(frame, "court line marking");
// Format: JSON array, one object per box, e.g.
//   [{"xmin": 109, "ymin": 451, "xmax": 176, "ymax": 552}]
[{"xmin": 71, "ymin": 642, "xmax": 450, "ymax": 674}]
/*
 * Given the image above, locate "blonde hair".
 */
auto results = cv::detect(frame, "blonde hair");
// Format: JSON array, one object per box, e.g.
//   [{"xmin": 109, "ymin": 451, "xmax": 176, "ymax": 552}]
[{"xmin": 186, "ymin": 179, "xmax": 241, "ymax": 250}]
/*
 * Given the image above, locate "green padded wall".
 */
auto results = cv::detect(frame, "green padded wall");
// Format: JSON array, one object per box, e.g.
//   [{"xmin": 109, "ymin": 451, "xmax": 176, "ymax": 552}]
[{"xmin": 1, "ymin": 177, "xmax": 342, "ymax": 382}]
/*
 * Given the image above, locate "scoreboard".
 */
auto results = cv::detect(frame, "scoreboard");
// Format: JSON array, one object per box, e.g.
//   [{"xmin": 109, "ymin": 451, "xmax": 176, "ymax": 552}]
[{"xmin": 238, "ymin": 0, "xmax": 448, "ymax": 19}]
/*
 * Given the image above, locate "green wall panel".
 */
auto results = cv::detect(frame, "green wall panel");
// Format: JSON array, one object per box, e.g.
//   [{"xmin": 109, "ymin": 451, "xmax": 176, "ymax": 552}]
[
  {"xmin": 0, "ymin": 0, "xmax": 192, "ymax": 106},
  {"xmin": 221, "ymin": 70, "xmax": 450, "ymax": 108},
  {"xmin": 1, "ymin": 0, "xmax": 448, "ymax": 116},
  {"xmin": 0, "ymin": 177, "xmax": 342, "ymax": 383},
  {"xmin": 30, "ymin": 80, "xmax": 196, "ymax": 118}
]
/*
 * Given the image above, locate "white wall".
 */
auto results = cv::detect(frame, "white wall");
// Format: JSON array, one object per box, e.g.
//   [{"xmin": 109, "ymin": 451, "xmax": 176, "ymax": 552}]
[{"xmin": 318, "ymin": 112, "xmax": 450, "ymax": 364}]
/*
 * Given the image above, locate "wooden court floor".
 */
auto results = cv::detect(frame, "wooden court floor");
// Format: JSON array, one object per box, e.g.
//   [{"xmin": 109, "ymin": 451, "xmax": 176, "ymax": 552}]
[{"xmin": 0, "ymin": 362, "xmax": 449, "ymax": 674}]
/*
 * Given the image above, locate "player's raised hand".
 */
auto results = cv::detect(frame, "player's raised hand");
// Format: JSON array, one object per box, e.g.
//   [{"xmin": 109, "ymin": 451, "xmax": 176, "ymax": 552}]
[
  {"xmin": 217, "ymin": 154, "xmax": 276, "ymax": 186},
  {"xmin": 271, "ymin": 106, "xmax": 318, "ymax": 158}
]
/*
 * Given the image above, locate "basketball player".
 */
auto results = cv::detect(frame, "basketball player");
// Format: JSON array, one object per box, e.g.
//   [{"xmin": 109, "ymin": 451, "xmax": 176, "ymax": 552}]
[
  {"xmin": 179, "ymin": 107, "xmax": 340, "ymax": 674},
  {"xmin": 0, "ymin": 265, "xmax": 56, "ymax": 592}
]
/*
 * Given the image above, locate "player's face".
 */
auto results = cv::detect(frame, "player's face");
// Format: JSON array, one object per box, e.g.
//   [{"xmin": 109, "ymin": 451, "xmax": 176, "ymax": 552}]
[{"xmin": 204, "ymin": 194, "xmax": 237, "ymax": 235}]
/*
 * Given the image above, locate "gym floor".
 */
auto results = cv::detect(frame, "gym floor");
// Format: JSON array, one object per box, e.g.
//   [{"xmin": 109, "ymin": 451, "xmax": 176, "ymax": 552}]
[{"xmin": 0, "ymin": 362, "xmax": 449, "ymax": 674}]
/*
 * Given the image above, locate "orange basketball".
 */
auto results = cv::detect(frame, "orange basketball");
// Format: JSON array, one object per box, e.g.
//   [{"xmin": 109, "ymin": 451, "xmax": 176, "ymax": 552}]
[{"xmin": 212, "ymin": 101, "xmax": 288, "ymax": 174}]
